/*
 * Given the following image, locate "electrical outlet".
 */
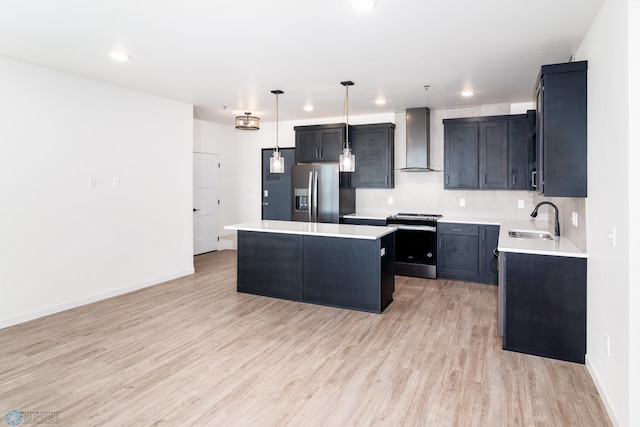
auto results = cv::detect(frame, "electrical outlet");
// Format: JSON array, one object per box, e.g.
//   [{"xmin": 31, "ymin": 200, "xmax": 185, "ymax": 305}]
[
  {"xmin": 518, "ymin": 200, "xmax": 524, "ymax": 209},
  {"xmin": 388, "ymin": 196, "xmax": 393, "ymax": 205},
  {"xmin": 605, "ymin": 334, "xmax": 610, "ymax": 356},
  {"xmin": 571, "ymin": 212, "xmax": 578, "ymax": 227},
  {"xmin": 459, "ymin": 198, "xmax": 466, "ymax": 207},
  {"xmin": 89, "ymin": 177, "xmax": 96, "ymax": 188}
]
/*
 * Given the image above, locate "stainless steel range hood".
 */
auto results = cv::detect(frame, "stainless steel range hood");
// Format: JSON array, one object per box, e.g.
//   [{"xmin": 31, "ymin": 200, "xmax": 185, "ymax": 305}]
[{"xmin": 401, "ymin": 107, "xmax": 434, "ymax": 172}]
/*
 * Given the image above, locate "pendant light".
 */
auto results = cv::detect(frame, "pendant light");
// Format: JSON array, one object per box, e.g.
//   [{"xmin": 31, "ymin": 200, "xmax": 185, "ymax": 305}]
[
  {"xmin": 269, "ymin": 90, "xmax": 285, "ymax": 173},
  {"xmin": 235, "ymin": 112, "xmax": 260, "ymax": 130},
  {"xmin": 339, "ymin": 81, "xmax": 355, "ymax": 172}
]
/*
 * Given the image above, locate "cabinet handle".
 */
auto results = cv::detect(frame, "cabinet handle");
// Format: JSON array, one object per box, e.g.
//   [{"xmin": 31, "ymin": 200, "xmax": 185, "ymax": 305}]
[
  {"xmin": 319, "ymin": 148, "xmax": 322, "ymax": 158},
  {"xmin": 439, "ymin": 237, "xmax": 442, "ymax": 249},
  {"xmin": 445, "ymin": 175, "xmax": 449, "ymax": 184},
  {"xmin": 483, "ymin": 229, "xmax": 486, "ymax": 240},
  {"xmin": 385, "ymin": 175, "xmax": 388, "ymax": 184},
  {"xmin": 483, "ymin": 174, "xmax": 486, "ymax": 185},
  {"xmin": 453, "ymin": 228, "xmax": 464, "ymax": 232},
  {"xmin": 512, "ymin": 174, "xmax": 516, "ymax": 185}
]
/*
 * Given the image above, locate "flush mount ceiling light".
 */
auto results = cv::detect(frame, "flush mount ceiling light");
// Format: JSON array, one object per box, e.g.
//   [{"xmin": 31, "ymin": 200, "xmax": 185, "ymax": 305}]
[
  {"xmin": 110, "ymin": 51, "xmax": 131, "ymax": 61},
  {"xmin": 235, "ymin": 112, "xmax": 260, "ymax": 130},
  {"xmin": 339, "ymin": 81, "xmax": 355, "ymax": 173},
  {"xmin": 350, "ymin": 0, "xmax": 377, "ymax": 11},
  {"xmin": 461, "ymin": 90, "xmax": 475, "ymax": 97},
  {"xmin": 303, "ymin": 105, "xmax": 314, "ymax": 112},
  {"xmin": 269, "ymin": 90, "xmax": 285, "ymax": 174},
  {"xmin": 375, "ymin": 98, "xmax": 386, "ymax": 105}
]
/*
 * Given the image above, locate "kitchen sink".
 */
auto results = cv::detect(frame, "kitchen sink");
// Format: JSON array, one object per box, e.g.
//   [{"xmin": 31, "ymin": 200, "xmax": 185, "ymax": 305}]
[{"xmin": 508, "ymin": 229, "xmax": 555, "ymax": 240}]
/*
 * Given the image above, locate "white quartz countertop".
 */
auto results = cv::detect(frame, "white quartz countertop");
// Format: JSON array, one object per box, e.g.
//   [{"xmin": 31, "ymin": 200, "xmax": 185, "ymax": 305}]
[
  {"xmin": 224, "ymin": 220, "xmax": 396, "ymax": 240},
  {"xmin": 440, "ymin": 216, "xmax": 587, "ymax": 258},
  {"xmin": 342, "ymin": 212, "xmax": 390, "ymax": 220}
]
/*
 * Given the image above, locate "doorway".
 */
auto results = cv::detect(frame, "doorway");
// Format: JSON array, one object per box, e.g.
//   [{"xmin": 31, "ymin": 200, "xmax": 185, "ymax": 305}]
[{"xmin": 193, "ymin": 152, "xmax": 220, "ymax": 255}]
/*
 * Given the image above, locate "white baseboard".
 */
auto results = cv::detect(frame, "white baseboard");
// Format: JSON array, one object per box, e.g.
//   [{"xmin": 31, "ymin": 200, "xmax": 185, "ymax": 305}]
[
  {"xmin": 585, "ymin": 355, "xmax": 620, "ymax": 427},
  {"xmin": 0, "ymin": 268, "xmax": 195, "ymax": 330}
]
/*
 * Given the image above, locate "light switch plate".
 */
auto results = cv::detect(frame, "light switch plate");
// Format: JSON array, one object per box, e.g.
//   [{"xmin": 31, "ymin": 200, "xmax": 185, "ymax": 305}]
[
  {"xmin": 89, "ymin": 177, "xmax": 96, "ymax": 188},
  {"xmin": 388, "ymin": 197, "xmax": 393, "ymax": 205},
  {"xmin": 518, "ymin": 200, "xmax": 524, "ymax": 209},
  {"xmin": 459, "ymin": 198, "xmax": 466, "ymax": 207}
]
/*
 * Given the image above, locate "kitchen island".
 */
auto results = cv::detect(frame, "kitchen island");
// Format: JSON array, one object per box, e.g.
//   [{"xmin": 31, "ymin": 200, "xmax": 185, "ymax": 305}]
[{"xmin": 224, "ymin": 220, "xmax": 396, "ymax": 313}]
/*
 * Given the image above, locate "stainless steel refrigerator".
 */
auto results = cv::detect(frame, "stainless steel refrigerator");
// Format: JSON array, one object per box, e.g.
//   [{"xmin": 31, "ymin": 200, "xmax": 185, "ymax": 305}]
[{"xmin": 291, "ymin": 164, "xmax": 355, "ymax": 223}]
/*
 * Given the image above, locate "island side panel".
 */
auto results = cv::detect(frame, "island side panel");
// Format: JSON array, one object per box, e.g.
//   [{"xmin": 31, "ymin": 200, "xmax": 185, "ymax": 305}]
[
  {"xmin": 302, "ymin": 235, "xmax": 392, "ymax": 313},
  {"xmin": 380, "ymin": 232, "xmax": 395, "ymax": 309},
  {"xmin": 237, "ymin": 231, "xmax": 303, "ymax": 301}
]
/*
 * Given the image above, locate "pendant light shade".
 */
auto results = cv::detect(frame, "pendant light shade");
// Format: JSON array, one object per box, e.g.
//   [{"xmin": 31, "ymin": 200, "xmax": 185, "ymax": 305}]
[
  {"xmin": 235, "ymin": 112, "xmax": 260, "ymax": 130},
  {"xmin": 339, "ymin": 81, "xmax": 355, "ymax": 172},
  {"xmin": 269, "ymin": 90, "xmax": 285, "ymax": 174}
]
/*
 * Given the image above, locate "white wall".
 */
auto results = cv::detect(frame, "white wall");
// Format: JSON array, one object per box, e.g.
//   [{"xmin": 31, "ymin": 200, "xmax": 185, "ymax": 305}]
[
  {"xmin": 0, "ymin": 57, "xmax": 194, "ymax": 328},
  {"xmin": 628, "ymin": 4, "xmax": 640, "ymax": 425},
  {"xmin": 575, "ymin": 0, "xmax": 634, "ymax": 425}
]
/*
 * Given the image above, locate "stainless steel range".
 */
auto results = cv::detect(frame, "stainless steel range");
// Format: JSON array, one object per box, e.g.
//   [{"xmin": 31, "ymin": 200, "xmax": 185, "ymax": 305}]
[{"xmin": 387, "ymin": 213, "xmax": 443, "ymax": 279}]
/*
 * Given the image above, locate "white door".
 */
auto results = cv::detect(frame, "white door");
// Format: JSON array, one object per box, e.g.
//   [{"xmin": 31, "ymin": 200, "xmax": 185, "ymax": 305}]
[{"xmin": 193, "ymin": 153, "xmax": 219, "ymax": 255}]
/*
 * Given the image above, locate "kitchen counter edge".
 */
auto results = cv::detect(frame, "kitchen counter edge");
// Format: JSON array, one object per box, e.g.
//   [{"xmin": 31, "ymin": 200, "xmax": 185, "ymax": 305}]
[{"xmin": 224, "ymin": 220, "xmax": 396, "ymax": 240}]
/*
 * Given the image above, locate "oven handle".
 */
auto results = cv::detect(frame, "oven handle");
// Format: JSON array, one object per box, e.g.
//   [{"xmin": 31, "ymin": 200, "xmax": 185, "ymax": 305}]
[{"xmin": 393, "ymin": 224, "xmax": 437, "ymax": 232}]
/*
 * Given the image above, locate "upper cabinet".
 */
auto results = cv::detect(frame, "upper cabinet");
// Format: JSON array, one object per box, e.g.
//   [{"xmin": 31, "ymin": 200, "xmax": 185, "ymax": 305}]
[
  {"xmin": 294, "ymin": 122, "xmax": 395, "ymax": 189},
  {"xmin": 535, "ymin": 61, "xmax": 588, "ymax": 197},
  {"xmin": 350, "ymin": 123, "xmax": 395, "ymax": 188},
  {"xmin": 443, "ymin": 114, "xmax": 534, "ymax": 190},
  {"xmin": 294, "ymin": 123, "xmax": 346, "ymax": 163}
]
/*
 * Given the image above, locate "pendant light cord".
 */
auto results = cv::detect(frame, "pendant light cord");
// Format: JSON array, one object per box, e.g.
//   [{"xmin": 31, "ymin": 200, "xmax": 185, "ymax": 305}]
[
  {"xmin": 345, "ymin": 84, "xmax": 350, "ymax": 149},
  {"xmin": 275, "ymin": 92, "xmax": 279, "ymax": 154}
]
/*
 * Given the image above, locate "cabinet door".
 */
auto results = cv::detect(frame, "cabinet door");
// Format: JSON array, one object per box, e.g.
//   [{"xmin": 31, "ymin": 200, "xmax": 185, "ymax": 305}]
[
  {"xmin": 507, "ymin": 119, "xmax": 529, "ymax": 190},
  {"xmin": 437, "ymin": 233, "xmax": 479, "ymax": 276},
  {"xmin": 318, "ymin": 128, "xmax": 345, "ymax": 162},
  {"xmin": 479, "ymin": 225, "xmax": 500, "ymax": 282},
  {"xmin": 444, "ymin": 122, "xmax": 479, "ymax": 188},
  {"xmin": 295, "ymin": 129, "xmax": 320, "ymax": 163},
  {"xmin": 479, "ymin": 121, "xmax": 508, "ymax": 189},
  {"xmin": 536, "ymin": 61, "xmax": 587, "ymax": 197},
  {"xmin": 351, "ymin": 124, "xmax": 394, "ymax": 188}
]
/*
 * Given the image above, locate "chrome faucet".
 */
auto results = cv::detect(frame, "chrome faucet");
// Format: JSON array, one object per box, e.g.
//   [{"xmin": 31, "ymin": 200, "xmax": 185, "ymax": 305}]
[{"xmin": 531, "ymin": 201, "xmax": 560, "ymax": 237}]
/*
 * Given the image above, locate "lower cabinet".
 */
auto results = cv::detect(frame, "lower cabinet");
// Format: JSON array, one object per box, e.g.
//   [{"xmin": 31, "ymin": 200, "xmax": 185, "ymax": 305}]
[
  {"xmin": 437, "ymin": 223, "xmax": 499, "ymax": 285},
  {"xmin": 502, "ymin": 252, "xmax": 587, "ymax": 363},
  {"xmin": 236, "ymin": 230, "xmax": 395, "ymax": 313}
]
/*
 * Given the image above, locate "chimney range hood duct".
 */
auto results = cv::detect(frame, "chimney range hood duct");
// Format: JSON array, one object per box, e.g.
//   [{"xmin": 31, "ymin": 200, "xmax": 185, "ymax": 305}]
[{"xmin": 401, "ymin": 107, "xmax": 435, "ymax": 172}]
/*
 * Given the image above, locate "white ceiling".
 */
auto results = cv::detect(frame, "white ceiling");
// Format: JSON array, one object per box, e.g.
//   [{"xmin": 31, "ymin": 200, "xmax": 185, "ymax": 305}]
[{"xmin": 1, "ymin": 0, "xmax": 604, "ymax": 125}]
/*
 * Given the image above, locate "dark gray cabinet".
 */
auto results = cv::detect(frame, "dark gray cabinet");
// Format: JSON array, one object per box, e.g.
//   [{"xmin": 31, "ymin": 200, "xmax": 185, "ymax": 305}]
[
  {"xmin": 438, "ymin": 223, "xmax": 479, "ymax": 276},
  {"xmin": 535, "ymin": 61, "xmax": 588, "ymax": 197},
  {"xmin": 236, "ymin": 230, "xmax": 395, "ymax": 313},
  {"xmin": 502, "ymin": 252, "xmax": 587, "ymax": 363},
  {"xmin": 443, "ymin": 122, "xmax": 479, "ymax": 188},
  {"xmin": 294, "ymin": 123, "xmax": 346, "ymax": 163},
  {"xmin": 438, "ymin": 222, "xmax": 499, "ymax": 285},
  {"xmin": 479, "ymin": 225, "xmax": 500, "ymax": 282},
  {"xmin": 350, "ymin": 123, "xmax": 395, "ymax": 188},
  {"xmin": 261, "ymin": 147, "xmax": 295, "ymax": 220},
  {"xmin": 444, "ymin": 115, "xmax": 533, "ymax": 190}
]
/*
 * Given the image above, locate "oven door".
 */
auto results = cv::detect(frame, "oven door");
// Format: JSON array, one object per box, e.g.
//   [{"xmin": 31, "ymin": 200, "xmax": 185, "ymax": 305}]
[{"xmin": 393, "ymin": 225, "xmax": 438, "ymax": 279}]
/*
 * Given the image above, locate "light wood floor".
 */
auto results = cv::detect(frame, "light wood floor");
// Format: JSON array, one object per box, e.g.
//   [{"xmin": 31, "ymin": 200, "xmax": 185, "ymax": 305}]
[{"xmin": 1, "ymin": 250, "xmax": 610, "ymax": 426}]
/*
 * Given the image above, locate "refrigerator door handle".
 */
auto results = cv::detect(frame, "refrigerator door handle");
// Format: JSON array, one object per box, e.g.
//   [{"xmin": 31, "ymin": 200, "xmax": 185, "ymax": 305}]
[
  {"xmin": 307, "ymin": 171, "xmax": 313, "ymax": 222},
  {"xmin": 313, "ymin": 170, "xmax": 319, "ymax": 222}
]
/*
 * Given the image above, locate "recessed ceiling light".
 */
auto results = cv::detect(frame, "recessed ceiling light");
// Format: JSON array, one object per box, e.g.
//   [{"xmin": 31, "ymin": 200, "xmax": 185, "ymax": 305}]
[
  {"xmin": 303, "ymin": 105, "xmax": 314, "ymax": 112},
  {"xmin": 110, "ymin": 51, "xmax": 131, "ymax": 62},
  {"xmin": 350, "ymin": 0, "xmax": 377, "ymax": 12},
  {"xmin": 375, "ymin": 98, "xmax": 386, "ymax": 105},
  {"xmin": 461, "ymin": 90, "xmax": 475, "ymax": 97}
]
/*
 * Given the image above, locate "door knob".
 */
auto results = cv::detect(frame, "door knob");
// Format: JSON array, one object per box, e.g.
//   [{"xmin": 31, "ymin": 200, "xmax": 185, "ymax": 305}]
[{"xmin": 193, "ymin": 208, "xmax": 201, "ymax": 212}]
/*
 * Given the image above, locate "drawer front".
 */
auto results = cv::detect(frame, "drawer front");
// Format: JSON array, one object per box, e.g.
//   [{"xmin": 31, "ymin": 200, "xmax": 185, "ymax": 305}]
[{"xmin": 438, "ymin": 223, "xmax": 479, "ymax": 236}]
